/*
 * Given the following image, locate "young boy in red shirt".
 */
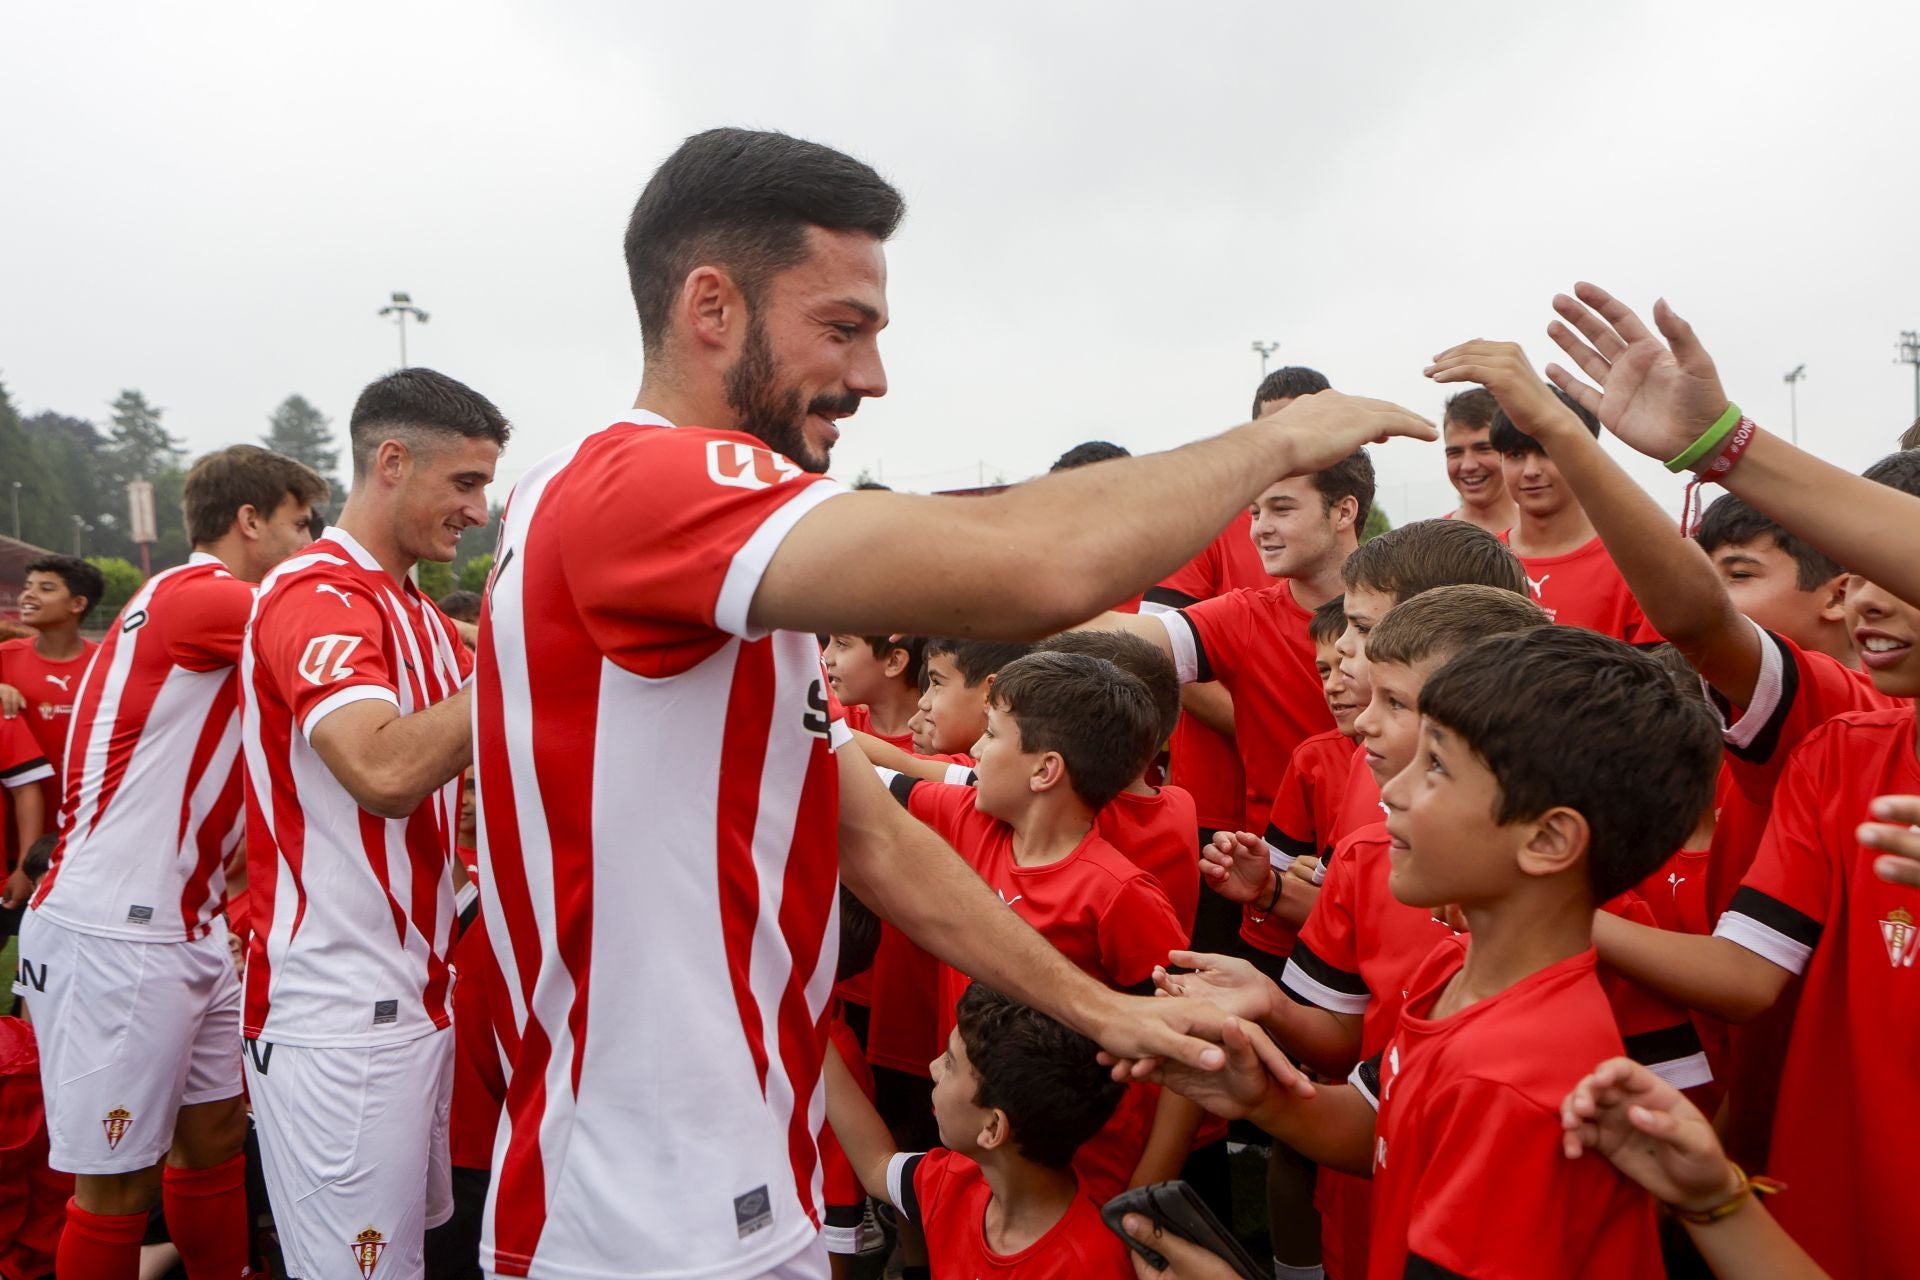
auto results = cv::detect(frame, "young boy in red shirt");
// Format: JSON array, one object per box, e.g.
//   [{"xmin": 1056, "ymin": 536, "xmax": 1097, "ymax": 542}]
[
  {"xmin": 1154, "ymin": 628, "xmax": 1721, "ymax": 1279},
  {"xmin": 826, "ymin": 633, "xmax": 924, "ymax": 751},
  {"xmin": 1693, "ymin": 494, "xmax": 1854, "ymax": 669},
  {"xmin": 824, "ymin": 983, "xmax": 1133, "ymax": 1279}
]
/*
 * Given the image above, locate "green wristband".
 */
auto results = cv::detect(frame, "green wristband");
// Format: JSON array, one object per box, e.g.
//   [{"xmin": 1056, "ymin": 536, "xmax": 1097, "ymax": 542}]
[{"xmin": 1667, "ymin": 403, "xmax": 1743, "ymax": 473}]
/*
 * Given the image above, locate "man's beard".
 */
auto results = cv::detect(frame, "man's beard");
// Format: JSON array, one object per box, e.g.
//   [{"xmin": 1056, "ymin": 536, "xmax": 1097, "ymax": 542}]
[{"xmin": 723, "ymin": 313, "xmax": 859, "ymax": 475}]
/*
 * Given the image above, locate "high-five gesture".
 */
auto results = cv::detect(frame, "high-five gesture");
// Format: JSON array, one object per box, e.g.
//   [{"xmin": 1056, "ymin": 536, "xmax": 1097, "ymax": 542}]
[{"xmin": 1542, "ymin": 283, "xmax": 1732, "ymax": 462}]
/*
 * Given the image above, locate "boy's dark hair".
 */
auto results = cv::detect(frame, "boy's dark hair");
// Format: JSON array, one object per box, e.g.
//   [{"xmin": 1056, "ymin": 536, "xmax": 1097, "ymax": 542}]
[
  {"xmin": 1309, "ymin": 595, "xmax": 1347, "ymax": 646},
  {"xmin": 1340, "ymin": 518, "xmax": 1526, "ymax": 602},
  {"xmin": 625, "ymin": 128, "xmax": 906, "ymax": 357},
  {"xmin": 1050, "ymin": 441, "xmax": 1130, "ymax": 471},
  {"xmin": 954, "ymin": 984, "xmax": 1126, "ymax": 1169},
  {"xmin": 923, "ymin": 637, "xmax": 1033, "ymax": 687},
  {"xmin": 1644, "ymin": 643, "xmax": 1715, "ymax": 714},
  {"xmin": 836, "ymin": 886, "xmax": 882, "ymax": 983},
  {"xmin": 1900, "ymin": 419, "xmax": 1920, "ymax": 451},
  {"xmin": 1419, "ymin": 629, "xmax": 1721, "ymax": 902},
  {"xmin": 1863, "ymin": 449, "xmax": 1920, "ymax": 499},
  {"xmin": 988, "ymin": 652, "xmax": 1160, "ymax": 810},
  {"xmin": 183, "ymin": 445, "xmax": 330, "ymax": 546},
  {"xmin": 1489, "ymin": 386, "xmax": 1601, "ymax": 456},
  {"xmin": 1309, "ymin": 449, "xmax": 1376, "ymax": 531},
  {"xmin": 23, "ymin": 833, "xmax": 58, "ymax": 883},
  {"xmin": 1443, "ymin": 387, "xmax": 1499, "ymax": 431},
  {"xmin": 349, "ymin": 368, "xmax": 511, "ymax": 477},
  {"xmin": 1694, "ymin": 493, "xmax": 1843, "ymax": 590},
  {"xmin": 1251, "ymin": 366, "xmax": 1331, "ymax": 416},
  {"xmin": 25, "ymin": 555, "xmax": 106, "ymax": 622},
  {"xmin": 860, "ymin": 634, "xmax": 925, "ymax": 689},
  {"xmin": 1037, "ymin": 630, "xmax": 1180, "ymax": 744},
  {"xmin": 1364, "ymin": 584, "xmax": 1549, "ymax": 669},
  {"xmin": 437, "ymin": 590, "xmax": 483, "ymax": 624}
]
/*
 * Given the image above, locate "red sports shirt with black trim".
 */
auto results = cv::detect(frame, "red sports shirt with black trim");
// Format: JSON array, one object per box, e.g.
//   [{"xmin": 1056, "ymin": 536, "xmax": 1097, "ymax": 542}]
[
  {"xmin": 1242, "ymin": 727, "xmax": 1355, "ymax": 957},
  {"xmin": 0, "ymin": 635, "xmax": 98, "ymax": 868},
  {"xmin": 1710, "ymin": 703, "xmax": 1920, "ymax": 1279},
  {"xmin": 0, "ymin": 716, "xmax": 53, "ymax": 798},
  {"xmin": 885, "ymin": 1149, "xmax": 1132, "ymax": 1278},
  {"xmin": 33, "ymin": 556, "xmax": 252, "ymax": 941},
  {"xmin": 1353, "ymin": 939, "xmax": 1663, "ymax": 1280},
  {"xmin": 1095, "ymin": 784, "xmax": 1199, "ymax": 938},
  {"xmin": 239, "ymin": 528, "xmax": 473, "ymax": 1048},
  {"xmin": 1500, "ymin": 533, "xmax": 1661, "ymax": 643}
]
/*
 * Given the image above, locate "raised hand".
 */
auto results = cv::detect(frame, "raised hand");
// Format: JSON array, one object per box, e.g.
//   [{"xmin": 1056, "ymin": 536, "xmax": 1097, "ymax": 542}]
[
  {"xmin": 1560, "ymin": 1056, "xmax": 1739, "ymax": 1212},
  {"xmin": 1542, "ymin": 283, "xmax": 1732, "ymax": 463},
  {"xmin": 1200, "ymin": 830, "xmax": 1272, "ymax": 904},
  {"xmin": 1154, "ymin": 949, "xmax": 1280, "ymax": 1025},
  {"xmin": 1266, "ymin": 390, "xmax": 1437, "ymax": 477},
  {"xmin": 1857, "ymin": 794, "xmax": 1920, "ymax": 890},
  {"xmin": 1148, "ymin": 1016, "xmax": 1315, "ymax": 1121},
  {"xmin": 1426, "ymin": 339, "xmax": 1585, "ymax": 440}
]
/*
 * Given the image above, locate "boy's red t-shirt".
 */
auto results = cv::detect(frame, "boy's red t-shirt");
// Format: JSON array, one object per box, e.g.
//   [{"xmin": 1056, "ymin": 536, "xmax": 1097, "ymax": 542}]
[
  {"xmin": 845, "ymin": 702, "xmax": 916, "ymax": 753},
  {"xmin": 886, "ymin": 1149, "xmax": 1132, "ymax": 1278},
  {"xmin": 1712, "ymin": 704, "xmax": 1920, "ymax": 1279},
  {"xmin": 1242, "ymin": 727, "xmax": 1356, "ymax": 957},
  {"xmin": 1095, "ymin": 784, "xmax": 1199, "ymax": 938},
  {"xmin": 1147, "ymin": 513, "xmax": 1268, "ymax": 830},
  {"xmin": 0, "ymin": 638, "xmax": 91, "ymax": 871},
  {"xmin": 1359, "ymin": 939, "xmax": 1663, "ymax": 1280},
  {"xmin": 1499, "ymin": 533, "xmax": 1661, "ymax": 643},
  {"xmin": 1330, "ymin": 744, "xmax": 1383, "ymax": 845}
]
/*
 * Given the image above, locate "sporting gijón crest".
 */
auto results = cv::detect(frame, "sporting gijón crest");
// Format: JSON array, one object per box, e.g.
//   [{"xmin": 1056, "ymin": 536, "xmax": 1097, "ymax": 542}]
[
  {"xmin": 1883, "ymin": 907, "xmax": 1917, "ymax": 969},
  {"xmin": 352, "ymin": 1227, "xmax": 387, "ymax": 1279},
  {"xmin": 102, "ymin": 1106, "xmax": 133, "ymax": 1150}
]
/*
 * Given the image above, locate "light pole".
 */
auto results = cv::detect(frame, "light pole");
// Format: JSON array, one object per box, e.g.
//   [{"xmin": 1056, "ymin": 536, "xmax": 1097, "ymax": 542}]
[
  {"xmin": 1783, "ymin": 364, "xmax": 1806, "ymax": 444},
  {"xmin": 71, "ymin": 515, "xmax": 89, "ymax": 557},
  {"xmin": 378, "ymin": 291, "xmax": 430, "ymax": 368},
  {"xmin": 1899, "ymin": 332, "xmax": 1920, "ymax": 421},
  {"xmin": 9, "ymin": 481, "xmax": 19, "ymax": 540},
  {"xmin": 1252, "ymin": 340, "xmax": 1280, "ymax": 377}
]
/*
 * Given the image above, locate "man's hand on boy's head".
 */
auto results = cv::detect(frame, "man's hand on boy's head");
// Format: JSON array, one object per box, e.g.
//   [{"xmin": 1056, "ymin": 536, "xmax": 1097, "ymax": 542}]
[
  {"xmin": 1153, "ymin": 951, "xmax": 1279, "ymax": 1027},
  {"xmin": 1542, "ymin": 283, "xmax": 1733, "ymax": 463},
  {"xmin": 1199, "ymin": 831, "xmax": 1270, "ymax": 905},
  {"xmin": 1138, "ymin": 1016, "xmax": 1315, "ymax": 1122},
  {"xmin": 1426, "ymin": 340, "xmax": 1582, "ymax": 440},
  {"xmin": 1260, "ymin": 391, "xmax": 1436, "ymax": 477}
]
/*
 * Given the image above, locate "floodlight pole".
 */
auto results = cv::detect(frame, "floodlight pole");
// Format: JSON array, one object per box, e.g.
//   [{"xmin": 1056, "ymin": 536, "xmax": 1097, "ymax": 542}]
[
  {"xmin": 378, "ymin": 291, "xmax": 431, "ymax": 368},
  {"xmin": 1252, "ymin": 340, "xmax": 1280, "ymax": 377},
  {"xmin": 1900, "ymin": 332, "xmax": 1920, "ymax": 422},
  {"xmin": 1783, "ymin": 364, "xmax": 1806, "ymax": 445}
]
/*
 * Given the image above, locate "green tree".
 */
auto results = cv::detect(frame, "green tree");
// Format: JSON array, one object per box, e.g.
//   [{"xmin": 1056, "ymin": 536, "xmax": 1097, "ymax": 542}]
[
  {"xmin": 99, "ymin": 390, "xmax": 183, "ymax": 560},
  {"xmin": 263, "ymin": 395, "xmax": 342, "ymax": 497},
  {"xmin": 416, "ymin": 559, "xmax": 454, "ymax": 600},
  {"xmin": 451, "ymin": 504, "xmax": 503, "ymax": 579},
  {"xmin": 457, "ymin": 553, "xmax": 493, "ymax": 594},
  {"xmin": 1362, "ymin": 505, "xmax": 1392, "ymax": 543},
  {"xmin": 85, "ymin": 556, "xmax": 144, "ymax": 618},
  {"xmin": 20, "ymin": 411, "xmax": 108, "ymax": 553}
]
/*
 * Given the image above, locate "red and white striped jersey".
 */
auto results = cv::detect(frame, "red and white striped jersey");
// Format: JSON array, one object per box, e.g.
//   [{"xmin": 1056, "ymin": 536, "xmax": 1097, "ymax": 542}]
[
  {"xmin": 474, "ymin": 412, "xmax": 849, "ymax": 1280},
  {"xmin": 240, "ymin": 530, "xmax": 472, "ymax": 1047},
  {"xmin": 32, "ymin": 555, "xmax": 251, "ymax": 941}
]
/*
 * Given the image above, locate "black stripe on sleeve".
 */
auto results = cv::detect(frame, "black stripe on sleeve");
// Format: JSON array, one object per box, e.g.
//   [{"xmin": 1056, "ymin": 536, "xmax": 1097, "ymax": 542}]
[
  {"xmin": 1621, "ymin": 1021, "xmax": 1706, "ymax": 1071},
  {"xmin": 888, "ymin": 773, "xmax": 919, "ymax": 809},
  {"xmin": 1265, "ymin": 822, "xmax": 1317, "ymax": 864},
  {"xmin": 1725, "ymin": 886, "xmax": 1822, "ymax": 952},
  {"xmin": 893, "ymin": 1152, "xmax": 925, "ymax": 1227},
  {"xmin": 1404, "ymin": 1254, "xmax": 1472, "ymax": 1279},
  {"xmin": 1175, "ymin": 608, "xmax": 1216, "ymax": 684},
  {"xmin": 1350, "ymin": 1054, "xmax": 1383, "ymax": 1111},
  {"xmin": 0, "ymin": 756, "xmax": 50, "ymax": 785},
  {"xmin": 1285, "ymin": 939, "xmax": 1370, "ymax": 1000},
  {"xmin": 824, "ymin": 1203, "xmax": 862, "ymax": 1227},
  {"xmin": 1724, "ymin": 630, "xmax": 1801, "ymax": 766},
  {"xmin": 1144, "ymin": 585, "xmax": 1201, "ymax": 611}
]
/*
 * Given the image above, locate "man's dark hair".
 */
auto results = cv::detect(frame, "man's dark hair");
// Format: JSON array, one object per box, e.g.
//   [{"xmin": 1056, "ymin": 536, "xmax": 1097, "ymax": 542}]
[
  {"xmin": 989, "ymin": 652, "xmax": 1161, "ymax": 810},
  {"xmin": 1365, "ymin": 584, "xmax": 1550, "ymax": 669},
  {"xmin": 349, "ymin": 368, "xmax": 511, "ymax": 477},
  {"xmin": 1251, "ymin": 366, "xmax": 1331, "ymax": 417},
  {"xmin": 1037, "ymin": 630, "xmax": 1180, "ymax": 744},
  {"xmin": 1489, "ymin": 387, "xmax": 1600, "ymax": 456},
  {"xmin": 25, "ymin": 555, "xmax": 106, "ymax": 623},
  {"xmin": 923, "ymin": 637, "xmax": 1032, "ymax": 687},
  {"xmin": 1419, "ymin": 628, "xmax": 1721, "ymax": 902},
  {"xmin": 1050, "ymin": 441, "xmax": 1130, "ymax": 472},
  {"xmin": 23, "ymin": 833, "xmax": 57, "ymax": 884},
  {"xmin": 1341, "ymin": 518, "xmax": 1526, "ymax": 602},
  {"xmin": 1694, "ymin": 493, "xmax": 1843, "ymax": 590},
  {"xmin": 1307, "ymin": 449, "xmax": 1376, "ymax": 531},
  {"xmin": 1864, "ymin": 448, "xmax": 1920, "ymax": 498},
  {"xmin": 1443, "ymin": 387, "xmax": 1499, "ymax": 431},
  {"xmin": 853, "ymin": 479, "xmax": 893, "ymax": 491},
  {"xmin": 625, "ymin": 128, "xmax": 905, "ymax": 357},
  {"xmin": 1309, "ymin": 595, "xmax": 1347, "ymax": 646},
  {"xmin": 859, "ymin": 634, "xmax": 925, "ymax": 689},
  {"xmin": 183, "ymin": 445, "xmax": 329, "ymax": 546},
  {"xmin": 437, "ymin": 590, "xmax": 483, "ymax": 624},
  {"xmin": 836, "ymin": 886, "xmax": 882, "ymax": 983},
  {"xmin": 954, "ymin": 984, "xmax": 1125, "ymax": 1169}
]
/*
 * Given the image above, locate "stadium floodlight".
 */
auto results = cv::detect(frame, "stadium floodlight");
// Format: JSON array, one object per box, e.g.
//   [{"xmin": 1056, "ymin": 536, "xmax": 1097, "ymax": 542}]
[{"xmin": 377, "ymin": 291, "xmax": 431, "ymax": 368}]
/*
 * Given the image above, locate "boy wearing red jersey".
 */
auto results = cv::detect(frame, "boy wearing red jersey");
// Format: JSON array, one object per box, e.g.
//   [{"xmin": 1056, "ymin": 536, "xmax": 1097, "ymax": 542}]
[
  {"xmin": 1152, "ymin": 628, "xmax": 1720, "ymax": 1280},
  {"xmin": 824, "ymin": 983, "xmax": 1132, "ymax": 1279},
  {"xmin": 1438, "ymin": 386, "xmax": 1515, "ymax": 534},
  {"xmin": 0, "ymin": 719, "xmax": 51, "ymax": 912},
  {"xmin": 826, "ymin": 633, "xmax": 924, "ymax": 750},
  {"xmin": 1694, "ymin": 494, "xmax": 1853, "ymax": 668}
]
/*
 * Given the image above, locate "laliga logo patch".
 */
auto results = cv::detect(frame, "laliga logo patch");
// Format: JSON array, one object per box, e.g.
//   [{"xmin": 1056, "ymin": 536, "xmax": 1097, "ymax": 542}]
[
  {"xmin": 102, "ymin": 1106, "xmax": 133, "ymax": 1150},
  {"xmin": 298, "ymin": 635, "xmax": 361, "ymax": 687},
  {"xmin": 1883, "ymin": 907, "xmax": 1917, "ymax": 969},
  {"xmin": 351, "ymin": 1227, "xmax": 387, "ymax": 1279},
  {"xmin": 706, "ymin": 439, "xmax": 802, "ymax": 491}
]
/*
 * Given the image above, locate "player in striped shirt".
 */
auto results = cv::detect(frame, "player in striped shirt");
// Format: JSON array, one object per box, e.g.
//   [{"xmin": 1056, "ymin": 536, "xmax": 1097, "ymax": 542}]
[
  {"xmin": 14, "ymin": 445, "xmax": 326, "ymax": 1280},
  {"xmin": 472, "ymin": 127, "xmax": 1433, "ymax": 1280},
  {"xmin": 240, "ymin": 369, "xmax": 506, "ymax": 1280}
]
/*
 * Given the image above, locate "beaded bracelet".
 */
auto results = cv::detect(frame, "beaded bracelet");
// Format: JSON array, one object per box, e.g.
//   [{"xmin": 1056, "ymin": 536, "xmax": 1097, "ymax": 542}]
[
  {"xmin": 1666, "ymin": 403, "xmax": 1743, "ymax": 473},
  {"xmin": 1668, "ymin": 1164, "xmax": 1785, "ymax": 1226}
]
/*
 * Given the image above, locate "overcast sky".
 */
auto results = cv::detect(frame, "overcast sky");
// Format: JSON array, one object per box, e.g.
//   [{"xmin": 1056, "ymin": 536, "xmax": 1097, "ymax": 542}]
[{"xmin": 5, "ymin": 0, "xmax": 1917, "ymax": 527}]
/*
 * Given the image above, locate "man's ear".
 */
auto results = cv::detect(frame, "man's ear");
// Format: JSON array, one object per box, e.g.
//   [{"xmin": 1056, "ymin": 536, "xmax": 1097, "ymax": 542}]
[
  {"xmin": 976, "ymin": 1107, "xmax": 1012, "ymax": 1155},
  {"xmin": 1331, "ymin": 495, "xmax": 1360, "ymax": 535},
  {"xmin": 1817, "ymin": 572, "xmax": 1849, "ymax": 624},
  {"xmin": 374, "ymin": 438, "xmax": 413, "ymax": 484},
  {"xmin": 234, "ymin": 503, "xmax": 264, "ymax": 542},
  {"xmin": 681, "ymin": 265, "xmax": 743, "ymax": 354},
  {"xmin": 1516, "ymin": 806, "xmax": 1588, "ymax": 880}
]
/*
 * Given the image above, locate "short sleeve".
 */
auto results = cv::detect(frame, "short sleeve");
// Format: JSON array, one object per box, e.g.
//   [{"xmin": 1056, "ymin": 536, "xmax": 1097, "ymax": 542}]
[
  {"xmin": 552, "ymin": 428, "xmax": 845, "ymax": 675},
  {"xmin": 1283, "ymin": 848, "xmax": 1367, "ymax": 1015},
  {"xmin": 0, "ymin": 717, "xmax": 52, "ymax": 789},
  {"xmin": 164, "ymin": 573, "xmax": 256, "ymax": 671},
  {"xmin": 1176, "ymin": 590, "xmax": 1254, "ymax": 686},
  {"xmin": 1595, "ymin": 895, "xmax": 1711, "ymax": 1088},
  {"xmin": 887, "ymin": 1149, "xmax": 955, "ymax": 1227},
  {"xmin": 905, "ymin": 782, "xmax": 992, "ymax": 854},
  {"xmin": 1714, "ymin": 733, "xmax": 1834, "ymax": 976},
  {"xmin": 254, "ymin": 574, "xmax": 399, "ymax": 742},
  {"xmin": 1146, "ymin": 536, "xmax": 1224, "ymax": 610},
  {"xmin": 1265, "ymin": 754, "xmax": 1319, "ymax": 862},
  {"xmin": 1095, "ymin": 874, "xmax": 1186, "ymax": 989}
]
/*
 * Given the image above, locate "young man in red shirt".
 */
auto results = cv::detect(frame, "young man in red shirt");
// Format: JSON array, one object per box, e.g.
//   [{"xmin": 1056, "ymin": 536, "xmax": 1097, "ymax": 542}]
[
  {"xmin": 824, "ymin": 984, "xmax": 1133, "ymax": 1279},
  {"xmin": 1438, "ymin": 387, "xmax": 1515, "ymax": 534},
  {"xmin": 1694, "ymin": 494, "xmax": 1854, "ymax": 669},
  {"xmin": 1153, "ymin": 628, "xmax": 1721, "ymax": 1279},
  {"xmin": 825, "ymin": 634, "xmax": 923, "ymax": 750}
]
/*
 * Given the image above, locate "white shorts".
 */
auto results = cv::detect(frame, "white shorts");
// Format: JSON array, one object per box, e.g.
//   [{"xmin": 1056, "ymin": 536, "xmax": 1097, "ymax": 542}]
[
  {"xmin": 15, "ymin": 910, "xmax": 243, "ymax": 1175},
  {"xmin": 246, "ymin": 1029, "xmax": 454, "ymax": 1280}
]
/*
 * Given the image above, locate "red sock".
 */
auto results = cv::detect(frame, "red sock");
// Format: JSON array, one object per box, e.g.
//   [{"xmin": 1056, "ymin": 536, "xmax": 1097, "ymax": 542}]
[
  {"xmin": 163, "ymin": 1154, "xmax": 251, "ymax": 1280},
  {"xmin": 57, "ymin": 1198, "xmax": 147, "ymax": 1280}
]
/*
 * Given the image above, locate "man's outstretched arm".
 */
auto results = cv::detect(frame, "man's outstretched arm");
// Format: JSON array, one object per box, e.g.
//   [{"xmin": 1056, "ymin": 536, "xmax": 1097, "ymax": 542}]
[{"xmin": 753, "ymin": 392, "xmax": 1433, "ymax": 638}]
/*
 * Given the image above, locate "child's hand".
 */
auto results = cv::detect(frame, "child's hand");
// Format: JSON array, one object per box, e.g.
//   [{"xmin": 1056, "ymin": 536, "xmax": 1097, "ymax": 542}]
[
  {"xmin": 1120, "ymin": 1213, "xmax": 1242, "ymax": 1279},
  {"xmin": 1427, "ymin": 340, "xmax": 1580, "ymax": 440},
  {"xmin": 1149, "ymin": 1016, "xmax": 1313, "ymax": 1121},
  {"xmin": 1199, "ymin": 831, "xmax": 1271, "ymax": 905},
  {"xmin": 1858, "ymin": 794, "xmax": 1920, "ymax": 890},
  {"xmin": 1285, "ymin": 855, "xmax": 1321, "ymax": 884},
  {"xmin": 0, "ymin": 683, "xmax": 22, "ymax": 717},
  {"xmin": 1560, "ymin": 1056, "xmax": 1740, "ymax": 1213},
  {"xmin": 1153, "ymin": 950, "xmax": 1277, "ymax": 1026}
]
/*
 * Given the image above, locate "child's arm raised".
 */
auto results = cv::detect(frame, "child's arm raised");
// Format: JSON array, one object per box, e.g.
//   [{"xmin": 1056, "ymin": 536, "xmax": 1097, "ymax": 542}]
[
  {"xmin": 822, "ymin": 1040, "xmax": 900, "ymax": 1208},
  {"xmin": 1428, "ymin": 338, "xmax": 1762, "ymax": 705},
  {"xmin": 1591, "ymin": 912, "xmax": 1791, "ymax": 1025}
]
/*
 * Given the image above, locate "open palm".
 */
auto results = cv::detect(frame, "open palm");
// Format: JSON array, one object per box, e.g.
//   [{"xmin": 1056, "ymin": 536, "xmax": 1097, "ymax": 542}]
[{"xmin": 1543, "ymin": 282, "xmax": 1732, "ymax": 463}]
